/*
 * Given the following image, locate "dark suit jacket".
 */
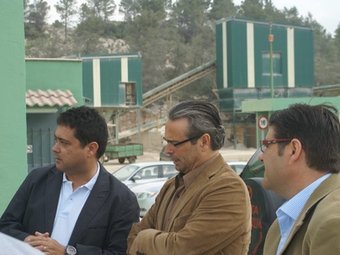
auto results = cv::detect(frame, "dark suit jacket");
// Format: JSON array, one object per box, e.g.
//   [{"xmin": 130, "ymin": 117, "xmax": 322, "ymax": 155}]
[{"xmin": 0, "ymin": 164, "xmax": 140, "ymax": 255}]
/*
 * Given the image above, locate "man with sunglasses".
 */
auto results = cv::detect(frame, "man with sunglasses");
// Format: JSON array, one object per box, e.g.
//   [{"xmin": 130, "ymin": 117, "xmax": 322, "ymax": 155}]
[
  {"xmin": 261, "ymin": 104, "xmax": 340, "ymax": 255},
  {"xmin": 127, "ymin": 100, "xmax": 251, "ymax": 255}
]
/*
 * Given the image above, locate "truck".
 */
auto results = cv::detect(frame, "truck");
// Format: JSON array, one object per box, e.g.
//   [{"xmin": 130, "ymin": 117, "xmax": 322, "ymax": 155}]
[{"xmin": 103, "ymin": 143, "xmax": 143, "ymax": 164}]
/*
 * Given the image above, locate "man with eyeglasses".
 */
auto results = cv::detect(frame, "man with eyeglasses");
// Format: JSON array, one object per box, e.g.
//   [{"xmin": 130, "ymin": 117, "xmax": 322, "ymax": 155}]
[
  {"xmin": 127, "ymin": 100, "xmax": 251, "ymax": 255},
  {"xmin": 261, "ymin": 103, "xmax": 340, "ymax": 255}
]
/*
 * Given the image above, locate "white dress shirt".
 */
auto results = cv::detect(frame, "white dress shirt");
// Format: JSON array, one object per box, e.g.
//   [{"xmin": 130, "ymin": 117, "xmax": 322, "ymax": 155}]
[{"xmin": 51, "ymin": 163, "xmax": 100, "ymax": 246}]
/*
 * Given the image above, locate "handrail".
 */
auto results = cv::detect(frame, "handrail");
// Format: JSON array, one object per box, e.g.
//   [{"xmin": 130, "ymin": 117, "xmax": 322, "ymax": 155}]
[{"xmin": 143, "ymin": 60, "xmax": 216, "ymax": 106}]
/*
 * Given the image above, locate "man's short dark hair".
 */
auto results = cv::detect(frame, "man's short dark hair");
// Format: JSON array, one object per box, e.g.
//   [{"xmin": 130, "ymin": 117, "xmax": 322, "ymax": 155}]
[
  {"xmin": 270, "ymin": 103, "xmax": 340, "ymax": 173},
  {"xmin": 57, "ymin": 106, "xmax": 108, "ymax": 159}
]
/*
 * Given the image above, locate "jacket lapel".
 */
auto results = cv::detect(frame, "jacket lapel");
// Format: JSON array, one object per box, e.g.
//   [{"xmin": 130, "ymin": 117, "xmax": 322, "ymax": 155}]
[
  {"xmin": 68, "ymin": 166, "xmax": 110, "ymax": 244},
  {"xmin": 264, "ymin": 221, "xmax": 281, "ymax": 255},
  {"xmin": 166, "ymin": 155, "xmax": 226, "ymax": 231},
  {"xmin": 279, "ymin": 174, "xmax": 340, "ymax": 254},
  {"xmin": 45, "ymin": 167, "xmax": 63, "ymax": 233}
]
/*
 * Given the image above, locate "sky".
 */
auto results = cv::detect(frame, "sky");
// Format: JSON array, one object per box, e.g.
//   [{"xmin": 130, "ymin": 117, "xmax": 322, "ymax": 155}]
[
  {"xmin": 46, "ymin": 0, "xmax": 339, "ymax": 36},
  {"xmin": 234, "ymin": 0, "xmax": 340, "ymax": 35}
]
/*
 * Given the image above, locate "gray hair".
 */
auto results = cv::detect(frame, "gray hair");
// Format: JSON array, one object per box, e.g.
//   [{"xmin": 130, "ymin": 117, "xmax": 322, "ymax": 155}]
[{"xmin": 168, "ymin": 100, "xmax": 225, "ymax": 150}]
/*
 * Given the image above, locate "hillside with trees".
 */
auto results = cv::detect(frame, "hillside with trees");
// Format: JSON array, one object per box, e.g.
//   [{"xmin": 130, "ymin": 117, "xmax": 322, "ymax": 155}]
[{"xmin": 24, "ymin": 0, "xmax": 340, "ymax": 101}]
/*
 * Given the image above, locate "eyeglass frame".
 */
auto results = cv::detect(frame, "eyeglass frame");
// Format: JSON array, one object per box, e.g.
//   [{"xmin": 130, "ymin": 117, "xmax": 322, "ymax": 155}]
[
  {"xmin": 163, "ymin": 134, "xmax": 202, "ymax": 147},
  {"xmin": 260, "ymin": 138, "xmax": 291, "ymax": 152}
]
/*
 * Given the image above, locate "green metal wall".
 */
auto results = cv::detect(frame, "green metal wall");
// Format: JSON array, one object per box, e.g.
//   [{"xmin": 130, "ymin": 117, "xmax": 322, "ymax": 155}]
[
  {"xmin": 26, "ymin": 59, "xmax": 83, "ymax": 105},
  {"xmin": 0, "ymin": 1, "xmax": 27, "ymax": 213},
  {"xmin": 253, "ymin": 23, "xmax": 288, "ymax": 87},
  {"xmin": 295, "ymin": 29, "xmax": 314, "ymax": 86},
  {"xmin": 82, "ymin": 54, "xmax": 143, "ymax": 107},
  {"xmin": 83, "ymin": 59, "xmax": 94, "ymax": 103},
  {"xmin": 215, "ymin": 18, "xmax": 314, "ymax": 113},
  {"xmin": 216, "ymin": 18, "xmax": 314, "ymax": 89},
  {"xmin": 215, "ymin": 23, "xmax": 224, "ymax": 90},
  {"xmin": 228, "ymin": 21, "xmax": 248, "ymax": 88},
  {"xmin": 128, "ymin": 58, "xmax": 143, "ymax": 105},
  {"xmin": 100, "ymin": 58, "xmax": 122, "ymax": 105}
]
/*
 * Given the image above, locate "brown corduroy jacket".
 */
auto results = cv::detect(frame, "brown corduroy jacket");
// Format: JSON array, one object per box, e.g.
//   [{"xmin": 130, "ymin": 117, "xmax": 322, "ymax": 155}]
[{"xmin": 127, "ymin": 154, "xmax": 251, "ymax": 255}]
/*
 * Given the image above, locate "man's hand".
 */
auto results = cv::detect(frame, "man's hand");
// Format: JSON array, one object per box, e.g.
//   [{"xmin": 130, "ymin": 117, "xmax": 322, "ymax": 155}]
[{"xmin": 24, "ymin": 232, "xmax": 65, "ymax": 255}]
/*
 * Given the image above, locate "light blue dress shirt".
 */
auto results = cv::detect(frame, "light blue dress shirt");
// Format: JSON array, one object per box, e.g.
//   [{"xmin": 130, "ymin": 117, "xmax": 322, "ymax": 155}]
[
  {"xmin": 51, "ymin": 163, "xmax": 100, "ymax": 246},
  {"xmin": 275, "ymin": 173, "xmax": 330, "ymax": 255}
]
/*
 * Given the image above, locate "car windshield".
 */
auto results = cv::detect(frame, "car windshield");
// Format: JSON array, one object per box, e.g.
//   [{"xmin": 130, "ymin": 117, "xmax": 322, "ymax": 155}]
[
  {"xmin": 240, "ymin": 148, "xmax": 265, "ymax": 179},
  {"xmin": 113, "ymin": 165, "xmax": 139, "ymax": 181},
  {"xmin": 229, "ymin": 163, "xmax": 247, "ymax": 175}
]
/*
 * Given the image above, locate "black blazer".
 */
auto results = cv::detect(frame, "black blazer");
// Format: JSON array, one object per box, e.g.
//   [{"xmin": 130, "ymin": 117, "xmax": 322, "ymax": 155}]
[{"xmin": 0, "ymin": 164, "xmax": 140, "ymax": 255}]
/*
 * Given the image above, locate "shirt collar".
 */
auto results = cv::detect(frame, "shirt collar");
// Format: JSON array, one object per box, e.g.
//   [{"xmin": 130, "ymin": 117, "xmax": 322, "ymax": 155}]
[
  {"xmin": 181, "ymin": 153, "xmax": 219, "ymax": 190},
  {"xmin": 278, "ymin": 173, "xmax": 331, "ymax": 221},
  {"xmin": 62, "ymin": 162, "xmax": 100, "ymax": 191}
]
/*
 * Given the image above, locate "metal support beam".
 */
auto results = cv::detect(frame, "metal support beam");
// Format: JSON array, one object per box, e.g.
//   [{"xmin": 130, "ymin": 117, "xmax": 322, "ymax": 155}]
[{"xmin": 143, "ymin": 61, "xmax": 216, "ymax": 107}]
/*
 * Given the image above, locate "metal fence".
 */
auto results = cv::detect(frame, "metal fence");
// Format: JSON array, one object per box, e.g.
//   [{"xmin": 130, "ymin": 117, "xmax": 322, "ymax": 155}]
[{"xmin": 27, "ymin": 128, "xmax": 54, "ymax": 172}]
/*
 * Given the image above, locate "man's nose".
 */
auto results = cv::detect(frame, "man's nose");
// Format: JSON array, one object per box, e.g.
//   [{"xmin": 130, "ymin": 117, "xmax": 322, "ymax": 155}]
[
  {"xmin": 52, "ymin": 142, "xmax": 59, "ymax": 153},
  {"xmin": 164, "ymin": 144, "xmax": 174, "ymax": 154}
]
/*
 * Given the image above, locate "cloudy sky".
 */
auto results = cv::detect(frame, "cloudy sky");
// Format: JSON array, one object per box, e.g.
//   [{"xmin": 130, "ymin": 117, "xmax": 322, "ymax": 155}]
[
  {"xmin": 46, "ymin": 0, "xmax": 339, "ymax": 35},
  {"xmin": 234, "ymin": 0, "xmax": 340, "ymax": 35}
]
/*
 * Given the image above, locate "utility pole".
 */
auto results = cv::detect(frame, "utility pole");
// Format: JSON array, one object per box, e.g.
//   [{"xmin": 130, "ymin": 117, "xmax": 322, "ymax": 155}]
[{"xmin": 268, "ymin": 24, "xmax": 274, "ymax": 98}]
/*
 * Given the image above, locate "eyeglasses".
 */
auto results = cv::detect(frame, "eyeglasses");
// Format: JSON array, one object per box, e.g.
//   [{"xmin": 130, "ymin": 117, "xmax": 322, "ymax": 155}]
[
  {"xmin": 260, "ymin": 138, "xmax": 291, "ymax": 152},
  {"xmin": 163, "ymin": 135, "xmax": 202, "ymax": 147}
]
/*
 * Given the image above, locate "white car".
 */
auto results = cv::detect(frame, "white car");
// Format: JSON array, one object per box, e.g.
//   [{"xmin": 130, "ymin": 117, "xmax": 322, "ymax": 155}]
[
  {"xmin": 112, "ymin": 161, "xmax": 177, "ymax": 187},
  {"xmin": 130, "ymin": 180, "xmax": 167, "ymax": 217},
  {"xmin": 129, "ymin": 161, "xmax": 247, "ymax": 217}
]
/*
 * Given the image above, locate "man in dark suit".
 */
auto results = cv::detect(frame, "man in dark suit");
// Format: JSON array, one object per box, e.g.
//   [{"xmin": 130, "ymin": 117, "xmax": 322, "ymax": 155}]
[{"xmin": 0, "ymin": 106, "xmax": 139, "ymax": 255}]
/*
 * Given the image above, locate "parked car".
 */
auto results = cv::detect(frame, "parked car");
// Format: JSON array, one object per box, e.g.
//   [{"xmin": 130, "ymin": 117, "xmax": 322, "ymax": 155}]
[
  {"xmin": 130, "ymin": 160, "xmax": 246, "ymax": 217},
  {"xmin": 227, "ymin": 161, "xmax": 247, "ymax": 175},
  {"xmin": 130, "ymin": 180, "xmax": 167, "ymax": 217},
  {"xmin": 239, "ymin": 147, "xmax": 286, "ymax": 255},
  {"xmin": 159, "ymin": 146, "xmax": 171, "ymax": 161},
  {"xmin": 239, "ymin": 147, "xmax": 265, "ymax": 179},
  {"xmin": 112, "ymin": 161, "xmax": 177, "ymax": 187}
]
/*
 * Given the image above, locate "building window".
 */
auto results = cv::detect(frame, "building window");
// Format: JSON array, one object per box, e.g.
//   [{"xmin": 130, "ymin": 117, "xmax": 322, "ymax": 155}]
[
  {"xmin": 262, "ymin": 52, "xmax": 282, "ymax": 76},
  {"xmin": 120, "ymin": 82, "xmax": 136, "ymax": 105}
]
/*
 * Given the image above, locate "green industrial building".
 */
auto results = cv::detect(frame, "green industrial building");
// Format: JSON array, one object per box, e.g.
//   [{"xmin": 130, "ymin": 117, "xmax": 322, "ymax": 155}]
[
  {"xmin": 25, "ymin": 54, "xmax": 144, "ymax": 171},
  {"xmin": 82, "ymin": 54, "xmax": 143, "ymax": 107},
  {"xmin": 214, "ymin": 18, "xmax": 315, "ymax": 147}
]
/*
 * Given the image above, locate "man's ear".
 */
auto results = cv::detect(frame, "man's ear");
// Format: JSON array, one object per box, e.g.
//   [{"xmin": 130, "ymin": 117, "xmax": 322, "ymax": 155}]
[
  {"xmin": 290, "ymin": 138, "xmax": 302, "ymax": 160},
  {"xmin": 87, "ymin": 142, "xmax": 99, "ymax": 157},
  {"xmin": 200, "ymin": 133, "xmax": 211, "ymax": 148}
]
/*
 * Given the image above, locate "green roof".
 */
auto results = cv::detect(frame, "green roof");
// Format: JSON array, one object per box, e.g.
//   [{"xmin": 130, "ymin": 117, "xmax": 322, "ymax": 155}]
[{"xmin": 241, "ymin": 97, "xmax": 340, "ymax": 113}]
